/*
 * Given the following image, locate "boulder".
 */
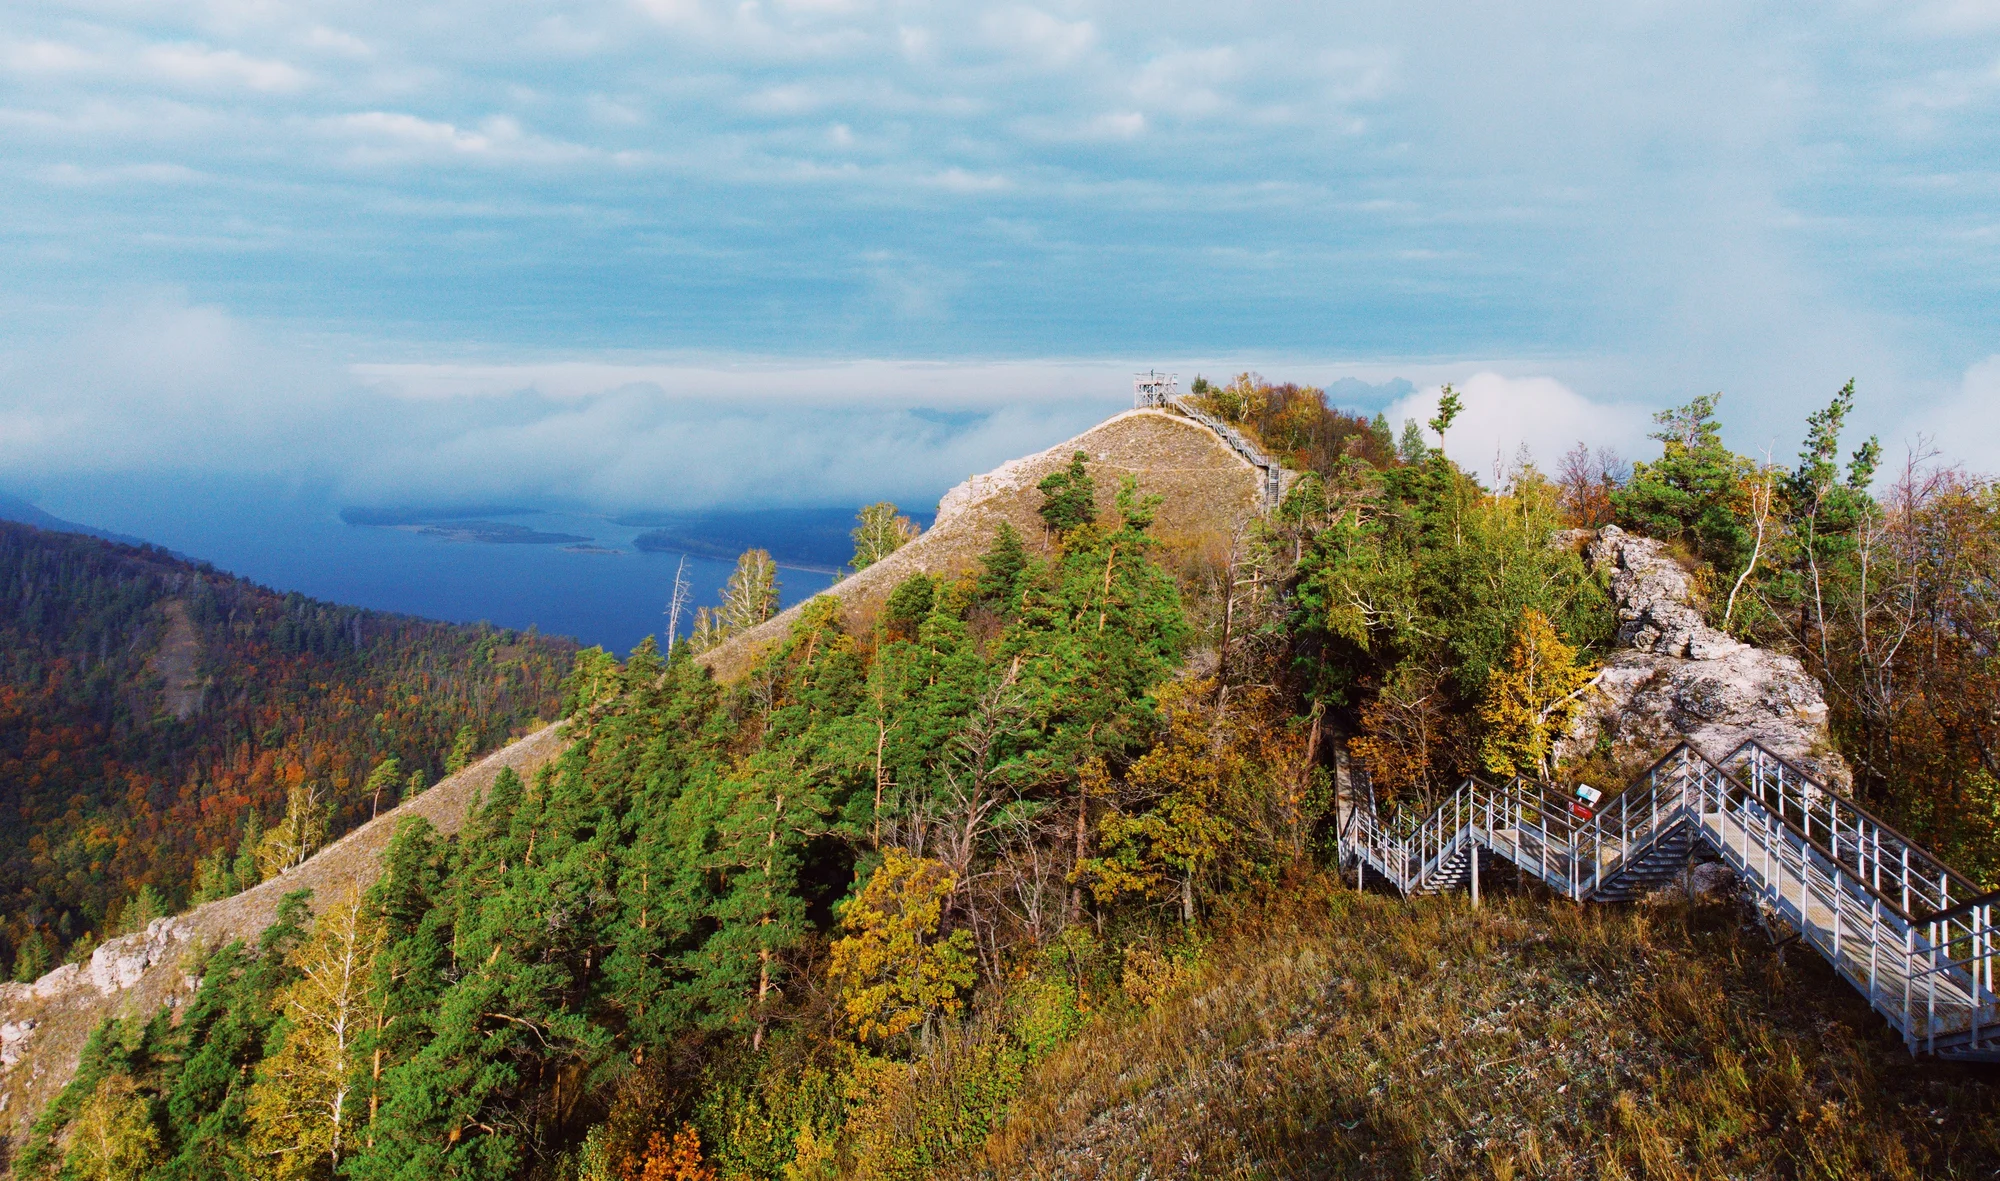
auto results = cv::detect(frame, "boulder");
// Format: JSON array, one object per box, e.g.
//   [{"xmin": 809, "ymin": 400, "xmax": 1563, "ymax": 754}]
[
  {"xmin": 86, "ymin": 918, "xmax": 191, "ymax": 997},
  {"xmin": 1560, "ymin": 526, "xmax": 1849, "ymax": 787}
]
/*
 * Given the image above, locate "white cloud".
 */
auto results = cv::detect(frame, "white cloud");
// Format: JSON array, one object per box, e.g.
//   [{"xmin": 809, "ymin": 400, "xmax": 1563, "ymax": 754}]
[
  {"xmin": 979, "ymin": 7, "xmax": 1096, "ymax": 66},
  {"xmin": 1382, "ymin": 373, "xmax": 1654, "ymax": 480},
  {"xmin": 141, "ymin": 42, "xmax": 309, "ymax": 92},
  {"xmin": 1897, "ymin": 355, "xmax": 2000, "ymax": 473},
  {"xmin": 0, "ymin": 0, "xmax": 1993, "ymax": 443},
  {"xmin": 302, "ymin": 26, "xmax": 373, "ymax": 58},
  {"xmin": 0, "ymin": 294, "xmax": 1135, "ymax": 510},
  {"xmin": 0, "ymin": 38, "xmax": 99, "ymax": 73},
  {"xmin": 321, "ymin": 111, "xmax": 595, "ymax": 165}
]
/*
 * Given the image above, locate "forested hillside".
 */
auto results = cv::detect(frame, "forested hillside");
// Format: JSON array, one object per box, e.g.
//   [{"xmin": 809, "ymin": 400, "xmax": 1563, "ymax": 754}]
[
  {"xmin": 0, "ymin": 523, "xmax": 574, "ymax": 974},
  {"xmin": 18, "ymin": 382, "xmax": 1999, "ymax": 1180}
]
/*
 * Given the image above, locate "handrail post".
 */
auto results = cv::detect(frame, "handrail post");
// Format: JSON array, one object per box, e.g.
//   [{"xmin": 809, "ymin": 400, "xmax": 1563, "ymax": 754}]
[
  {"xmin": 1928, "ymin": 919, "xmax": 1939, "ymax": 1055},
  {"xmin": 1867, "ymin": 895, "xmax": 1879, "ymax": 1012},
  {"xmin": 1833, "ymin": 865, "xmax": 1845, "ymax": 978},
  {"xmin": 1471, "ymin": 834, "xmax": 1480, "ymax": 908},
  {"xmin": 1904, "ymin": 924, "xmax": 1916, "ymax": 1048}
]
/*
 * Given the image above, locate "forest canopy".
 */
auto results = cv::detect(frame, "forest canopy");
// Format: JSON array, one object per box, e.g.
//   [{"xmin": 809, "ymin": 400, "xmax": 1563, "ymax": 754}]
[{"xmin": 0, "ymin": 524, "xmax": 574, "ymax": 972}]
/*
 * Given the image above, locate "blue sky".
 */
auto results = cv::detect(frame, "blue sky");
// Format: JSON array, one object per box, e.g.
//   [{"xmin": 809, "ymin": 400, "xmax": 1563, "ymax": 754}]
[{"xmin": 2, "ymin": 0, "xmax": 1997, "ymax": 512}]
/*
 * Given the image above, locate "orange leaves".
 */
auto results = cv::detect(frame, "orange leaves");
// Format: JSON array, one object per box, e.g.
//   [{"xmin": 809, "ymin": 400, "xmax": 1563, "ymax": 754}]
[{"xmin": 620, "ymin": 1124, "xmax": 716, "ymax": 1181}]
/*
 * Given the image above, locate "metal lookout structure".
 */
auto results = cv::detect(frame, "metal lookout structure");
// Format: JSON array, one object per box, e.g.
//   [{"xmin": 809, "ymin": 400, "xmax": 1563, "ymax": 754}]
[{"xmin": 1338, "ymin": 740, "xmax": 2000, "ymax": 1061}]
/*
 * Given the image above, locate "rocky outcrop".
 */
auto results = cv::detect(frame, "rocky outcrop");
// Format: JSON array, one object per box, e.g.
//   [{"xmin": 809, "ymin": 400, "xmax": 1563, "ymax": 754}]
[{"xmin": 1559, "ymin": 525, "xmax": 1849, "ymax": 787}]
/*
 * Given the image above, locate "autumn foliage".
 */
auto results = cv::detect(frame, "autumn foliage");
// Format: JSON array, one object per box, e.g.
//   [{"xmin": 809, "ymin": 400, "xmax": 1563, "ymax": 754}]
[
  {"xmin": 621, "ymin": 1125, "xmax": 717, "ymax": 1181},
  {"xmin": 0, "ymin": 522, "xmax": 572, "ymax": 967}
]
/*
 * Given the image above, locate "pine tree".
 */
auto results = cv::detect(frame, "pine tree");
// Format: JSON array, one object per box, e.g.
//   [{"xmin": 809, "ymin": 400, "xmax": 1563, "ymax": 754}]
[
  {"xmin": 884, "ymin": 574, "xmax": 936, "ymax": 635},
  {"xmin": 158, "ymin": 891, "xmax": 315, "ymax": 1176},
  {"xmin": 235, "ymin": 809, "xmax": 267, "ymax": 892},
  {"xmin": 1036, "ymin": 452, "xmax": 1097, "ymax": 535},
  {"xmin": 1398, "ymin": 419, "xmax": 1429, "ymax": 465},
  {"xmin": 848, "ymin": 503, "xmax": 921, "ymax": 573},
  {"xmin": 12, "ymin": 927, "xmax": 52, "ymax": 982},
  {"xmin": 191, "ymin": 846, "xmax": 235, "ymax": 904},
  {"xmin": 118, "ymin": 885, "xmax": 166, "ymax": 935},
  {"xmin": 707, "ymin": 752, "xmax": 831, "ymax": 1050},
  {"xmin": 363, "ymin": 757, "xmax": 403, "ymax": 819},
  {"xmin": 974, "ymin": 522, "xmax": 1029, "ymax": 607},
  {"xmin": 445, "ymin": 725, "xmax": 479, "ymax": 775},
  {"xmin": 1427, "ymin": 384, "xmax": 1463, "ymax": 450},
  {"xmin": 1612, "ymin": 393, "xmax": 1755, "ymax": 573},
  {"xmin": 1478, "ymin": 608, "xmax": 1596, "ymax": 780}
]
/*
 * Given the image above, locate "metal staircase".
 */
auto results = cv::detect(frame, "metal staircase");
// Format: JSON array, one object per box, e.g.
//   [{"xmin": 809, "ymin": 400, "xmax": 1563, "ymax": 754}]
[
  {"xmin": 1165, "ymin": 396, "xmax": 1284, "ymax": 507},
  {"xmin": 1339, "ymin": 741, "xmax": 2000, "ymax": 1061},
  {"xmin": 1128, "ymin": 370, "xmax": 1287, "ymax": 506}
]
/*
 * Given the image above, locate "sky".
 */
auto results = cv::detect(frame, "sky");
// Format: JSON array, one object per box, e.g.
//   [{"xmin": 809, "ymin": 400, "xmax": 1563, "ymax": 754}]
[{"xmin": 1, "ymin": 0, "xmax": 1998, "ymax": 515}]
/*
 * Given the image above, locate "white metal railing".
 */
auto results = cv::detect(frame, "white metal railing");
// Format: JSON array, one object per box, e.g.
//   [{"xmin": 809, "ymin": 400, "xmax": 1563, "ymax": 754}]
[{"xmin": 1339, "ymin": 741, "xmax": 2000, "ymax": 1059}]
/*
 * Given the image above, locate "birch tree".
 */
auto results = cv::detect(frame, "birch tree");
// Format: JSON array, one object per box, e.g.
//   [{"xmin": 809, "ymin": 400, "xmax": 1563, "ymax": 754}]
[
  {"xmin": 246, "ymin": 885, "xmax": 384, "ymax": 1179},
  {"xmin": 849, "ymin": 502, "xmax": 921, "ymax": 573}
]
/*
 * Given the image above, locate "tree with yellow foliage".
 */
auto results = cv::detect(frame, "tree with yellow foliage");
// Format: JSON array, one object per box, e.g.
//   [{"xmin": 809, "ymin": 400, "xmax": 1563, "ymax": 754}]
[
  {"xmin": 1478, "ymin": 608, "xmax": 1596, "ymax": 781},
  {"xmin": 826, "ymin": 849, "xmax": 976, "ymax": 1045},
  {"xmin": 63, "ymin": 1074, "xmax": 159, "ymax": 1181},
  {"xmin": 255, "ymin": 780, "xmax": 331, "ymax": 881},
  {"xmin": 1085, "ymin": 678, "xmax": 1240, "ymax": 923},
  {"xmin": 620, "ymin": 1125, "xmax": 717, "ymax": 1181},
  {"xmin": 244, "ymin": 885, "xmax": 383, "ymax": 1179}
]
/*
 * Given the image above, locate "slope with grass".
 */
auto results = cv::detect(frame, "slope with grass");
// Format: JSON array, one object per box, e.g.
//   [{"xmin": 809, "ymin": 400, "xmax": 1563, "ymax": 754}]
[
  {"xmin": 698, "ymin": 408, "xmax": 1269, "ymax": 681},
  {"xmin": 0, "ymin": 406, "xmax": 1273, "ymax": 1162},
  {"xmin": 0, "ymin": 727, "xmax": 570, "ymax": 1152},
  {"xmin": 974, "ymin": 876, "xmax": 2000, "ymax": 1180},
  {"xmin": 12, "ymin": 383, "xmax": 1994, "ymax": 1180}
]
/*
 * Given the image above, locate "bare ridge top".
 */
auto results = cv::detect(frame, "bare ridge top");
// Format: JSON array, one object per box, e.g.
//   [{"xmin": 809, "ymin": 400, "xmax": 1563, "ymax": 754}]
[{"xmin": 696, "ymin": 407, "xmax": 1274, "ymax": 682}]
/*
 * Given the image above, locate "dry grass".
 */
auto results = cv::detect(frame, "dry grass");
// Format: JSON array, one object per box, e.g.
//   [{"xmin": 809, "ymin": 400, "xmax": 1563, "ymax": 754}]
[{"xmin": 972, "ymin": 875, "xmax": 2000, "ymax": 1180}]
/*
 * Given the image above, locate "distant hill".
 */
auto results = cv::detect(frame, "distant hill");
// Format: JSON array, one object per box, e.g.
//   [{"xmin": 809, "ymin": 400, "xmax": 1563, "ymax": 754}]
[
  {"xmin": 0, "ymin": 520, "xmax": 575, "ymax": 969},
  {"xmin": 0, "ymin": 492, "xmax": 153, "ymax": 550}
]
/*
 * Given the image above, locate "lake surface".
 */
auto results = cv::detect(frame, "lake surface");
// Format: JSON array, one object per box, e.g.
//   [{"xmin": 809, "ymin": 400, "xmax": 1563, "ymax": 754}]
[{"xmin": 9, "ymin": 475, "xmax": 851, "ymax": 655}]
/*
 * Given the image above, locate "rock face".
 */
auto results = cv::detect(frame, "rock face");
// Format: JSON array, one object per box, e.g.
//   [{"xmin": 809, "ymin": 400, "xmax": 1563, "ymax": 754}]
[{"xmin": 1559, "ymin": 525, "xmax": 1849, "ymax": 787}]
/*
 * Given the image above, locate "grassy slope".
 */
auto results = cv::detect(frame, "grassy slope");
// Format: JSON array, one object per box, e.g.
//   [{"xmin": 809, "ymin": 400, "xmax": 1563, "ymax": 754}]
[{"xmin": 973, "ymin": 875, "xmax": 2000, "ymax": 1180}]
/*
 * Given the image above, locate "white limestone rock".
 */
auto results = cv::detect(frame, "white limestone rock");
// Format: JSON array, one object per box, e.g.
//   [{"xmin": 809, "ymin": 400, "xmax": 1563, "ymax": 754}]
[
  {"xmin": 1562, "ymin": 526, "xmax": 1850, "ymax": 787},
  {"xmin": 85, "ymin": 918, "xmax": 189, "ymax": 998},
  {"xmin": 0, "ymin": 1020, "xmax": 35, "ymax": 1069}
]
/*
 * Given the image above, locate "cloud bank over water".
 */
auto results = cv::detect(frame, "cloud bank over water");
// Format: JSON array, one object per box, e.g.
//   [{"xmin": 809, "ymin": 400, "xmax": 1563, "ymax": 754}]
[{"xmin": 4, "ymin": 293, "xmax": 1994, "ymax": 519}]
